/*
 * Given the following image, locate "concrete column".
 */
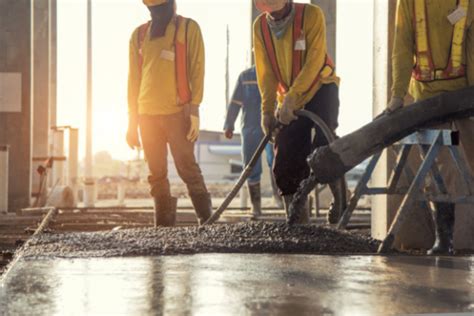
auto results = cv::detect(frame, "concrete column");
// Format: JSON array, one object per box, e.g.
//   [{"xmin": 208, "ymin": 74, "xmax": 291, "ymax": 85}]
[
  {"xmin": 0, "ymin": 0, "xmax": 33, "ymax": 211},
  {"xmin": 311, "ymin": 0, "xmax": 336, "ymax": 60},
  {"xmin": 372, "ymin": 0, "xmax": 438, "ymax": 249},
  {"xmin": 32, "ymin": 0, "xmax": 51, "ymax": 197},
  {"xmin": 0, "ymin": 145, "xmax": 8, "ymax": 213},
  {"xmin": 49, "ymin": 0, "xmax": 57, "ymax": 129}
]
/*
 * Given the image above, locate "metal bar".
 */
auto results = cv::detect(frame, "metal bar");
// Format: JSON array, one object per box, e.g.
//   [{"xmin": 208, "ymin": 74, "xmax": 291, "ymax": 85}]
[
  {"xmin": 378, "ymin": 131, "xmax": 442, "ymax": 253},
  {"xmin": 420, "ymin": 144, "xmax": 448, "ymax": 195},
  {"xmin": 448, "ymin": 146, "xmax": 474, "ymax": 195},
  {"xmin": 337, "ymin": 151, "xmax": 382, "ymax": 229},
  {"xmin": 0, "ymin": 146, "xmax": 9, "ymax": 214},
  {"xmin": 424, "ymin": 194, "xmax": 474, "ymax": 204},
  {"xmin": 397, "ymin": 129, "xmax": 455, "ymax": 145},
  {"xmin": 388, "ymin": 145, "xmax": 412, "ymax": 192},
  {"xmin": 32, "ymin": 207, "xmax": 58, "ymax": 236}
]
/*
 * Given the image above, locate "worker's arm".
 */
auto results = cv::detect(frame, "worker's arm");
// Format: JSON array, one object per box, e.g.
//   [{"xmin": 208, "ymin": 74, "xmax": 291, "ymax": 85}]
[
  {"xmin": 224, "ymin": 74, "xmax": 244, "ymax": 131},
  {"xmin": 127, "ymin": 28, "xmax": 140, "ymax": 118},
  {"xmin": 253, "ymin": 18, "xmax": 279, "ymax": 115},
  {"xmin": 467, "ymin": 5, "xmax": 474, "ymax": 86},
  {"xmin": 286, "ymin": 5, "xmax": 327, "ymax": 109},
  {"xmin": 391, "ymin": 0, "xmax": 415, "ymax": 99},
  {"xmin": 187, "ymin": 20, "xmax": 205, "ymax": 107}
]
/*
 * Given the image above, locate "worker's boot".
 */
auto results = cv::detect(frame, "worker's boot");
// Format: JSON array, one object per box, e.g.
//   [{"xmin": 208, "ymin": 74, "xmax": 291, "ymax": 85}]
[
  {"xmin": 270, "ymin": 173, "xmax": 284, "ymax": 209},
  {"xmin": 283, "ymin": 194, "xmax": 310, "ymax": 224},
  {"xmin": 190, "ymin": 193, "xmax": 213, "ymax": 225},
  {"xmin": 327, "ymin": 180, "xmax": 348, "ymax": 224},
  {"xmin": 153, "ymin": 195, "xmax": 178, "ymax": 227},
  {"xmin": 428, "ymin": 202, "xmax": 455, "ymax": 255},
  {"xmin": 248, "ymin": 182, "xmax": 262, "ymax": 218}
]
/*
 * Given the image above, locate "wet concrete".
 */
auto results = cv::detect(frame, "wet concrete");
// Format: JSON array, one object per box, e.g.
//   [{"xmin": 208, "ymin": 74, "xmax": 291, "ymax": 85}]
[
  {"xmin": 17, "ymin": 222, "xmax": 380, "ymax": 258},
  {"xmin": 1, "ymin": 254, "xmax": 473, "ymax": 315}
]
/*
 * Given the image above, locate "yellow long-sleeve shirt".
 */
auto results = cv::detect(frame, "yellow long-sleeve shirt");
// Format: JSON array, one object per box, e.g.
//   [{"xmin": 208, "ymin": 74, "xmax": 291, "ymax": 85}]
[
  {"xmin": 392, "ymin": 0, "xmax": 474, "ymax": 102},
  {"xmin": 128, "ymin": 17, "xmax": 205, "ymax": 116},
  {"xmin": 253, "ymin": 4, "xmax": 340, "ymax": 114}
]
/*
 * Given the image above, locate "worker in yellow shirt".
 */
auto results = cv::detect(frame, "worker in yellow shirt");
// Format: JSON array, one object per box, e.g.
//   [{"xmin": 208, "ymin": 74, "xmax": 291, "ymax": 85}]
[
  {"xmin": 127, "ymin": 0, "xmax": 212, "ymax": 227},
  {"xmin": 253, "ymin": 0, "xmax": 340, "ymax": 223},
  {"xmin": 388, "ymin": 0, "xmax": 474, "ymax": 254}
]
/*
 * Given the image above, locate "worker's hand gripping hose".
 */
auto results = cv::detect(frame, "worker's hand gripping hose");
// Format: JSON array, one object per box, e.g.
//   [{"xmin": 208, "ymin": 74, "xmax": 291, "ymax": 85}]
[{"xmin": 204, "ymin": 110, "xmax": 346, "ymax": 226}]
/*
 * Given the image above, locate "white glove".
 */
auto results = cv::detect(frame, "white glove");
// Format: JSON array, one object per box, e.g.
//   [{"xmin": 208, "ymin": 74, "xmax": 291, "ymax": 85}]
[
  {"xmin": 184, "ymin": 104, "xmax": 200, "ymax": 142},
  {"xmin": 187, "ymin": 115, "xmax": 199, "ymax": 142},
  {"xmin": 386, "ymin": 97, "xmax": 404, "ymax": 114},
  {"xmin": 277, "ymin": 95, "xmax": 298, "ymax": 125}
]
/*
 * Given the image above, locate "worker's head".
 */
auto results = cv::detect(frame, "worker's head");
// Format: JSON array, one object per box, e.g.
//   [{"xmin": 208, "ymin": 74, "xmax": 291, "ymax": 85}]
[
  {"xmin": 254, "ymin": 0, "xmax": 288, "ymax": 13},
  {"xmin": 143, "ymin": 0, "xmax": 176, "ymax": 22},
  {"xmin": 255, "ymin": 0, "xmax": 292, "ymax": 20}
]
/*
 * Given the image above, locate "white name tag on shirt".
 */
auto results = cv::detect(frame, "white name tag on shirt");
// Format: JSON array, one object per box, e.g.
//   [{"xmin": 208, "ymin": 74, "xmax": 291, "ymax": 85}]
[
  {"xmin": 160, "ymin": 50, "xmax": 175, "ymax": 61},
  {"xmin": 447, "ymin": 6, "xmax": 467, "ymax": 25},
  {"xmin": 294, "ymin": 39, "xmax": 306, "ymax": 51}
]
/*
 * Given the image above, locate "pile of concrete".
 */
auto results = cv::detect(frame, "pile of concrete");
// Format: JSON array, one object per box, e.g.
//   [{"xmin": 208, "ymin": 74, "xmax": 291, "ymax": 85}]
[{"xmin": 20, "ymin": 222, "xmax": 380, "ymax": 258}]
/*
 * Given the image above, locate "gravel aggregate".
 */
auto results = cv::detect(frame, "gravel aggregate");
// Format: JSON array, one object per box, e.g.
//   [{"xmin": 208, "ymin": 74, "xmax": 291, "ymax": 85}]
[{"xmin": 18, "ymin": 222, "xmax": 381, "ymax": 259}]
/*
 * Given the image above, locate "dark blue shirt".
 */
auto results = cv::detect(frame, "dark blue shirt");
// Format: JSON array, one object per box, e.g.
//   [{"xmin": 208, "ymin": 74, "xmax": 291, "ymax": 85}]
[{"xmin": 223, "ymin": 67, "xmax": 262, "ymax": 133}]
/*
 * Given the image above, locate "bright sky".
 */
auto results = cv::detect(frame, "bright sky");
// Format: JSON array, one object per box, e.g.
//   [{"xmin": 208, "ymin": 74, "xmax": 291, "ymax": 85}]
[{"xmin": 57, "ymin": 0, "xmax": 374, "ymax": 161}]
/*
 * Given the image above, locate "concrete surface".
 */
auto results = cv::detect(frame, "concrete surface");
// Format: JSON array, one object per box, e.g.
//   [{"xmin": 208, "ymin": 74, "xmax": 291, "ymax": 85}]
[{"xmin": 1, "ymin": 254, "xmax": 473, "ymax": 315}]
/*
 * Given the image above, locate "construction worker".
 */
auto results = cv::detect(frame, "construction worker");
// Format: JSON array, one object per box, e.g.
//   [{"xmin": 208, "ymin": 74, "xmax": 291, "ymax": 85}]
[
  {"xmin": 224, "ymin": 66, "xmax": 284, "ymax": 218},
  {"xmin": 127, "ymin": 0, "xmax": 212, "ymax": 227},
  {"xmin": 388, "ymin": 0, "xmax": 474, "ymax": 254},
  {"xmin": 253, "ymin": 0, "xmax": 340, "ymax": 223}
]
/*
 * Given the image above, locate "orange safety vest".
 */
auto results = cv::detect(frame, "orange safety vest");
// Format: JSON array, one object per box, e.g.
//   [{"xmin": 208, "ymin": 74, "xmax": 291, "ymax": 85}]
[
  {"xmin": 259, "ymin": 3, "xmax": 335, "ymax": 96},
  {"xmin": 412, "ymin": 0, "xmax": 469, "ymax": 82},
  {"xmin": 137, "ymin": 16, "xmax": 192, "ymax": 105}
]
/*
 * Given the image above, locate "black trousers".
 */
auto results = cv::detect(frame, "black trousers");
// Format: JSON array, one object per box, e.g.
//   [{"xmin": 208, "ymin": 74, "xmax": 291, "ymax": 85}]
[{"xmin": 273, "ymin": 83, "xmax": 340, "ymax": 195}]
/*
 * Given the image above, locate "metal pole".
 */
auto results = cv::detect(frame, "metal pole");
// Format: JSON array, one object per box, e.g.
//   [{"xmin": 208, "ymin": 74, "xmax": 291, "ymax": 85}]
[
  {"xmin": 84, "ymin": 0, "xmax": 95, "ymax": 207},
  {"xmin": 0, "ymin": 145, "xmax": 9, "ymax": 213},
  {"xmin": 69, "ymin": 128, "xmax": 79, "ymax": 205}
]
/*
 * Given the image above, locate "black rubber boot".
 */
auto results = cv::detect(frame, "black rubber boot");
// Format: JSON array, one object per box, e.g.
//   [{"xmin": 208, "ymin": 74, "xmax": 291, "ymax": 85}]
[
  {"xmin": 428, "ymin": 202, "xmax": 455, "ymax": 255},
  {"xmin": 327, "ymin": 180, "xmax": 347, "ymax": 225},
  {"xmin": 284, "ymin": 194, "xmax": 310, "ymax": 224},
  {"xmin": 153, "ymin": 195, "xmax": 178, "ymax": 227},
  {"xmin": 190, "ymin": 193, "xmax": 212, "ymax": 225},
  {"xmin": 248, "ymin": 182, "xmax": 262, "ymax": 218},
  {"xmin": 270, "ymin": 173, "xmax": 284, "ymax": 209}
]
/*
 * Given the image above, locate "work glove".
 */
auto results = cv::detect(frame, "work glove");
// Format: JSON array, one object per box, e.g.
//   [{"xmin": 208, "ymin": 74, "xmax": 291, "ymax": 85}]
[
  {"xmin": 126, "ymin": 115, "xmax": 141, "ymax": 149},
  {"xmin": 262, "ymin": 112, "xmax": 278, "ymax": 138},
  {"xmin": 386, "ymin": 97, "xmax": 404, "ymax": 114},
  {"xmin": 277, "ymin": 94, "xmax": 298, "ymax": 125},
  {"xmin": 224, "ymin": 128, "xmax": 234, "ymax": 139},
  {"xmin": 184, "ymin": 104, "xmax": 200, "ymax": 142}
]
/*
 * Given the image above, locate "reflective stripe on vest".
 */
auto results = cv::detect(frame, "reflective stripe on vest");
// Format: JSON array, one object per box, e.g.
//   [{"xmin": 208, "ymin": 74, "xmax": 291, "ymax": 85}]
[
  {"xmin": 137, "ymin": 16, "xmax": 192, "ymax": 105},
  {"xmin": 259, "ymin": 3, "xmax": 335, "ymax": 96},
  {"xmin": 413, "ymin": 0, "xmax": 469, "ymax": 82}
]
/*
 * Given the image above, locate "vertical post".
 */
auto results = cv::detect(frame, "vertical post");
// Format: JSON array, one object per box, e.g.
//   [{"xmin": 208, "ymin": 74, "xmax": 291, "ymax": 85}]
[
  {"xmin": 311, "ymin": 0, "xmax": 337, "ymax": 61},
  {"xmin": 49, "ymin": 0, "xmax": 57, "ymax": 129},
  {"xmin": 84, "ymin": 0, "xmax": 95, "ymax": 207},
  {"xmin": 32, "ymin": 0, "xmax": 51, "ymax": 196},
  {"xmin": 69, "ymin": 128, "xmax": 79, "ymax": 204},
  {"xmin": 0, "ymin": 145, "xmax": 9, "ymax": 213},
  {"xmin": 51, "ymin": 129, "xmax": 64, "ymax": 186},
  {"xmin": 250, "ymin": 0, "xmax": 260, "ymax": 64},
  {"xmin": 0, "ymin": 0, "xmax": 33, "ymax": 211}
]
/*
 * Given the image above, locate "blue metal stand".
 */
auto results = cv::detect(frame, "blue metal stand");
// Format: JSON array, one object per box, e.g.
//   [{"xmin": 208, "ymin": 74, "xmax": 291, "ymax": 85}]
[{"xmin": 334, "ymin": 129, "xmax": 474, "ymax": 253}]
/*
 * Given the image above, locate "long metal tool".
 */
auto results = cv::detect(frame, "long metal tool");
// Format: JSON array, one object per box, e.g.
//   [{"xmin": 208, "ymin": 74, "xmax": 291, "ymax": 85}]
[{"xmin": 204, "ymin": 110, "xmax": 344, "ymax": 225}]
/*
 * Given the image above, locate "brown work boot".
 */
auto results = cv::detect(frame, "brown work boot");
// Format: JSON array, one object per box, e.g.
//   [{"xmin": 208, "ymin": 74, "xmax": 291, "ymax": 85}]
[
  {"xmin": 270, "ymin": 173, "xmax": 284, "ymax": 209},
  {"xmin": 153, "ymin": 195, "xmax": 178, "ymax": 227},
  {"xmin": 284, "ymin": 194, "xmax": 310, "ymax": 224},
  {"xmin": 428, "ymin": 202, "xmax": 455, "ymax": 255},
  {"xmin": 190, "ymin": 193, "xmax": 213, "ymax": 225},
  {"xmin": 248, "ymin": 182, "xmax": 262, "ymax": 218}
]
